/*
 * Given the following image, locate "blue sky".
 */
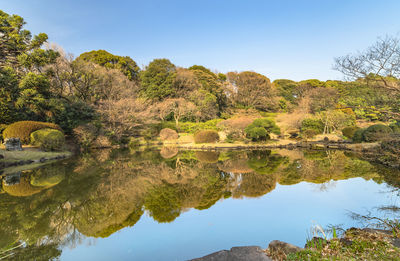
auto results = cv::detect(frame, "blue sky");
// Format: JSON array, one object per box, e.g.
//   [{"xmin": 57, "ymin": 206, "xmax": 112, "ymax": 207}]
[{"xmin": 1, "ymin": 0, "xmax": 400, "ymax": 80}]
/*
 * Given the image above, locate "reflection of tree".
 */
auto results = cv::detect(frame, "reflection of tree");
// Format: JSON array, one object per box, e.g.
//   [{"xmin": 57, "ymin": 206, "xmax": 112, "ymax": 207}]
[
  {"xmin": 246, "ymin": 150, "xmax": 286, "ymax": 175},
  {"xmin": 145, "ymin": 182, "xmax": 183, "ymax": 223},
  {"xmin": 232, "ymin": 173, "xmax": 276, "ymax": 198},
  {"xmin": 0, "ymin": 243, "xmax": 61, "ymax": 261}
]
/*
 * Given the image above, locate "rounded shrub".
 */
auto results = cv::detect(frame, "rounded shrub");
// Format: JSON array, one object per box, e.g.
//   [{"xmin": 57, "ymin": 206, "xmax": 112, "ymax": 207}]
[
  {"xmin": 352, "ymin": 128, "xmax": 366, "ymax": 143},
  {"xmin": 244, "ymin": 118, "xmax": 280, "ymax": 141},
  {"xmin": 363, "ymin": 124, "xmax": 392, "ymax": 142},
  {"xmin": 3, "ymin": 121, "xmax": 62, "ymax": 144},
  {"xmin": 159, "ymin": 128, "xmax": 178, "ymax": 141},
  {"xmin": 30, "ymin": 128, "xmax": 65, "ymax": 151},
  {"xmin": 342, "ymin": 126, "xmax": 360, "ymax": 139},
  {"xmin": 245, "ymin": 126, "xmax": 270, "ymax": 141},
  {"xmin": 194, "ymin": 130, "xmax": 219, "ymax": 144}
]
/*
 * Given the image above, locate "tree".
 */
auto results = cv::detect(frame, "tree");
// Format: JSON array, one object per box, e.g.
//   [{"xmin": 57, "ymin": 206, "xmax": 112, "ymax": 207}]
[
  {"xmin": 0, "ymin": 10, "xmax": 56, "ymax": 69},
  {"xmin": 77, "ymin": 50, "xmax": 140, "ymax": 81},
  {"xmin": 140, "ymin": 59, "xmax": 177, "ymax": 100},
  {"xmin": 226, "ymin": 71, "xmax": 277, "ymax": 111},
  {"xmin": 154, "ymin": 98, "xmax": 196, "ymax": 128},
  {"xmin": 334, "ymin": 35, "xmax": 400, "ymax": 92},
  {"xmin": 192, "ymin": 69, "xmax": 227, "ymax": 112}
]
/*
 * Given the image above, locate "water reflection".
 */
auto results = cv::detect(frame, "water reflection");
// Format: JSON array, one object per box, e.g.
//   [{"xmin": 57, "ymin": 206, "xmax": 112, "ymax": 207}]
[{"xmin": 0, "ymin": 149, "xmax": 399, "ymax": 260}]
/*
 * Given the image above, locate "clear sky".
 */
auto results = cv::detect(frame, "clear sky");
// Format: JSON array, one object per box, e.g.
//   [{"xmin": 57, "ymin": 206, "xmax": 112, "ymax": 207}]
[{"xmin": 1, "ymin": 0, "xmax": 400, "ymax": 81}]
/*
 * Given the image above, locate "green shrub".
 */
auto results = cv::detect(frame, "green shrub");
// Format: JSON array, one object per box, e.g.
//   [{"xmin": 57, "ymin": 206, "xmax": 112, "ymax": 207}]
[
  {"xmin": 300, "ymin": 118, "xmax": 324, "ymax": 137},
  {"xmin": 352, "ymin": 128, "xmax": 366, "ymax": 143},
  {"xmin": 245, "ymin": 126, "xmax": 270, "ymax": 141},
  {"xmin": 342, "ymin": 126, "xmax": 360, "ymax": 139},
  {"xmin": 194, "ymin": 130, "xmax": 219, "ymax": 143},
  {"xmin": 30, "ymin": 128, "xmax": 65, "ymax": 151},
  {"xmin": 250, "ymin": 118, "xmax": 281, "ymax": 134},
  {"xmin": 179, "ymin": 119, "xmax": 223, "ymax": 133},
  {"xmin": 363, "ymin": 124, "xmax": 393, "ymax": 142},
  {"xmin": 3, "ymin": 121, "xmax": 62, "ymax": 144},
  {"xmin": 244, "ymin": 118, "xmax": 280, "ymax": 141}
]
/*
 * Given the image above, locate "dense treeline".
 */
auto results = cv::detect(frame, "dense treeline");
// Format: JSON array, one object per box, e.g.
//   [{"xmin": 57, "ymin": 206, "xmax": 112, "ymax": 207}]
[{"xmin": 1, "ymin": 10, "xmax": 399, "ymax": 146}]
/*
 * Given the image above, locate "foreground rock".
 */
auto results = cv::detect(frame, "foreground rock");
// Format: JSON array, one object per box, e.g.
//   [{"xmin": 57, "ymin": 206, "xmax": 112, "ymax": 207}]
[
  {"xmin": 189, "ymin": 246, "xmax": 272, "ymax": 261},
  {"xmin": 267, "ymin": 240, "xmax": 302, "ymax": 257}
]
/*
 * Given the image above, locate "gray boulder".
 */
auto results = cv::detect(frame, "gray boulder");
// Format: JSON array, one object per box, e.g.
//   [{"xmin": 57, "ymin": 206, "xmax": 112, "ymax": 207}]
[
  {"xmin": 188, "ymin": 246, "xmax": 272, "ymax": 261},
  {"xmin": 4, "ymin": 138, "xmax": 23, "ymax": 151},
  {"xmin": 268, "ymin": 240, "xmax": 302, "ymax": 256}
]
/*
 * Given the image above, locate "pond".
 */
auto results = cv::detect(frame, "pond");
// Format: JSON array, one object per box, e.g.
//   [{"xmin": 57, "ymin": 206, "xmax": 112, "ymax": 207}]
[{"xmin": 0, "ymin": 148, "xmax": 399, "ymax": 260}]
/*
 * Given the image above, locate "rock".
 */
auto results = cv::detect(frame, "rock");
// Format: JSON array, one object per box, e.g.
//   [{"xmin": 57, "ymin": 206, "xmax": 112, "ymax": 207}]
[
  {"xmin": 4, "ymin": 172, "xmax": 21, "ymax": 186},
  {"xmin": 189, "ymin": 246, "xmax": 272, "ymax": 261},
  {"xmin": 4, "ymin": 138, "xmax": 23, "ymax": 151},
  {"xmin": 39, "ymin": 157, "xmax": 47, "ymax": 163},
  {"xmin": 268, "ymin": 240, "xmax": 302, "ymax": 256}
]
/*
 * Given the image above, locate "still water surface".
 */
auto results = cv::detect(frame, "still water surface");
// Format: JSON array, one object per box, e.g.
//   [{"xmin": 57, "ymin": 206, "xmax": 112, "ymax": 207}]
[{"xmin": 0, "ymin": 149, "xmax": 399, "ymax": 260}]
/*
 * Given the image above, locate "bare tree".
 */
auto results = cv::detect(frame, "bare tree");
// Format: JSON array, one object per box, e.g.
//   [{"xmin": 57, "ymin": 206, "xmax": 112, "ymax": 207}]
[
  {"xmin": 334, "ymin": 35, "xmax": 400, "ymax": 92},
  {"xmin": 154, "ymin": 98, "xmax": 196, "ymax": 129}
]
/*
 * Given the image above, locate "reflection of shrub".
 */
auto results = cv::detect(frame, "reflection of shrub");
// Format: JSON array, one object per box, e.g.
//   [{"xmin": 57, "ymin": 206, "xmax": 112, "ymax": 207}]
[
  {"xmin": 194, "ymin": 130, "xmax": 219, "ymax": 143},
  {"xmin": 195, "ymin": 151, "xmax": 219, "ymax": 163},
  {"xmin": 30, "ymin": 166, "xmax": 65, "ymax": 187},
  {"xmin": 342, "ymin": 126, "xmax": 360, "ymax": 139},
  {"xmin": 363, "ymin": 124, "xmax": 392, "ymax": 142},
  {"xmin": 300, "ymin": 118, "xmax": 324, "ymax": 138},
  {"xmin": 160, "ymin": 146, "xmax": 179, "ymax": 159},
  {"xmin": 352, "ymin": 128, "xmax": 366, "ymax": 143},
  {"xmin": 3, "ymin": 121, "xmax": 62, "ymax": 144},
  {"xmin": 2, "ymin": 176, "xmax": 44, "ymax": 197},
  {"xmin": 30, "ymin": 129, "xmax": 65, "ymax": 151},
  {"xmin": 159, "ymin": 128, "xmax": 178, "ymax": 141},
  {"xmin": 244, "ymin": 118, "xmax": 280, "ymax": 141}
]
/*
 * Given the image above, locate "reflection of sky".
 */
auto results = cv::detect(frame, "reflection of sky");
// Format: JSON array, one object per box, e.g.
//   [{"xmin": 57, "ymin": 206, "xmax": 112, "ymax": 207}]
[{"xmin": 60, "ymin": 178, "xmax": 397, "ymax": 261}]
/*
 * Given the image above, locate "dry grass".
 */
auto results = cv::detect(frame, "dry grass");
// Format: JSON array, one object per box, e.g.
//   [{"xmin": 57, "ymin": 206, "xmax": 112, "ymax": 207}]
[{"xmin": 0, "ymin": 147, "xmax": 71, "ymax": 163}]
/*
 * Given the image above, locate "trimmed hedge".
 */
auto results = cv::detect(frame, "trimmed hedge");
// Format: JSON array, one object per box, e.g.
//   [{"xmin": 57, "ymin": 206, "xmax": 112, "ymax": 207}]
[
  {"xmin": 363, "ymin": 124, "xmax": 392, "ymax": 142},
  {"xmin": 30, "ymin": 128, "xmax": 65, "ymax": 151},
  {"xmin": 342, "ymin": 126, "xmax": 360, "ymax": 139},
  {"xmin": 194, "ymin": 130, "xmax": 219, "ymax": 144},
  {"xmin": 3, "ymin": 121, "xmax": 62, "ymax": 144}
]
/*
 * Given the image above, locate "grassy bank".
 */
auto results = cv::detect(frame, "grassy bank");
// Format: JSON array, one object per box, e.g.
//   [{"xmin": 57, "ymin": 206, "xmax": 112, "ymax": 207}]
[{"xmin": 0, "ymin": 147, "xmax": 72, "ymax": 165}]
